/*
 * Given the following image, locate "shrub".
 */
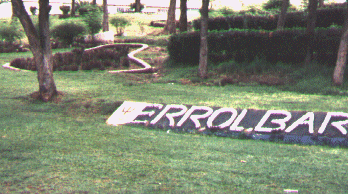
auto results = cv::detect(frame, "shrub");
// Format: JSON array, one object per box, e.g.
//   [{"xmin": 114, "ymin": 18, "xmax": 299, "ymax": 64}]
[
  {"xmin": 58, "ymin": 15, "xmax": 71, "ymax": 19},
  {"xmin": 0, "ymin": 42, "xmax": 24, "ymax": 53},
  {"xmin": 80, "ymin": 5, "xmax": 103, "ymax": 35},
  {"xmin": 51, "ymin": 19, "xmax": 87, "ymax": 45},
  {"xmin": 78, "ymin": 4, "xmax": 100, "ymax": 16},
  {"xmin": 262, "ymin": 0, "xmax": 283, "ymax": 10},
  {"xmin": 0, "ymin": 20, "xmax": 23, "ymax": 44},
  {"xmin": 11, "ymin": 45, "xmax": 129, "ymax": 71},
  {"xmin": 110, "ymin": 16, "xmax": 131, "ymax": 35},
  {"xmin": 10, "ymin": 57, "xmax": 36, "ymax": 70},
  {"xmin": 60, "ymin": 5, "xmax": 71, "ymax": 15},
  {"xmin": 218, "ymin": 6, "xmax": 235, "ymax": 16},
  {"xmin": 30, "ymin": 6, "xmax": 37, "ymax": 15},
  {"xmin": 75, "ymin": 0, "xmax": 96, "ymax": 13}
]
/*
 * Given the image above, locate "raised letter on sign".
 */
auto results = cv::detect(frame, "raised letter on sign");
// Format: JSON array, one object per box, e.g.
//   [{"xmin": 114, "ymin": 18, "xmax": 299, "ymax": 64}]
[
  {"xmin": 131, "ymin": 104, "xmax": 163, "ymax": 124},
  {"xmin": 177, "ymin": 106, "xmax": 213, "ymax": 129},
  {"xmin": 254, "ymin": 110, "xmax": 291, "ymax": 132},
  {"xmin": 318, "ymin": 112, "xmax": 348, "ymax": 135},
  {"xmin": 230, "ymin": 109, "xmax": 247, "ymax": 131},
  {"xmin": 150, "ymin": 105, "xmax": 188, "ymax": 127},
  {"xmin": 285, "ymin": 112, "xmax": 314, "ymax": 133},
  {"xmin": 207, "ymin": 108, "xmax": 238, "ymax": 129},
  {"xmin": 106, "ymin": 101, "xmax": 162, "ymax": 126}
]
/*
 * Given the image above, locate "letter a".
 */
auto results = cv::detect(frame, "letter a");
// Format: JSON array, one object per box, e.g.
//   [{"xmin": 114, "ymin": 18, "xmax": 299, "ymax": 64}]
[{"xmin": 285, "ymin": 112, "xmax": 314, "ymax": 133}]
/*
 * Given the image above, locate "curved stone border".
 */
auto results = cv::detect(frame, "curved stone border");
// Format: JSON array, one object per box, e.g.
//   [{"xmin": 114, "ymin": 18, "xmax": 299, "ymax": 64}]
[
  {"xmin": 2, "ymin": 43, "xmax": 154, "ymax": 73},
  {"xmin": 2, "ymin": 62, "xmax": 30, "ymax": 72}
]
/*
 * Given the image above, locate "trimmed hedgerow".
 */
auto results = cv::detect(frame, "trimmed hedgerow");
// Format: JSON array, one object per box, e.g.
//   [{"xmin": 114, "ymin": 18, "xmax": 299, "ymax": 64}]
[
  {"xmin": 193, "ymin": 5, "xmax": 346, "ymax": 31},
  {"xmin": 10, "ymin": 46, "xmax": 129, "ymax": 71},
  {"xmin": 167, "ymin": 27, "xmax": 342, "ymax": 66}
]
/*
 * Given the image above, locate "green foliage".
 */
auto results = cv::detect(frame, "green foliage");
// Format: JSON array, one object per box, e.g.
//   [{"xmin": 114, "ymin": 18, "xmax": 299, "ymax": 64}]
[
  {"xmin": 130, "ymin": 2, "xmax": 145, "ymax": 11},
  {"xmin": 78, "ymin": 4, "xmax": 101, "ymax": 16},
  {"xmin": 0, "ymin": 20, "xmax": 23, "ymax": 43},
  {"xmin": 80, "ymin": 5, "xmax": 103, "ymax": 35},
  {"xmin": 262, "ymin": 0, "xmax": 284, "ymax": 10},
  {"xmin": 30, "ymin": 6, "xmax": 37, "ymax": 15},
  {"xmin": 51, "ymin": 19, "xmax": 87, "ymax": 45},
  {"xmin": 110, "ymin": 16, "xmax": 131, "ymax": 35},
  {"xmin": 218, "ymin": 6, "xmax": 235, "ymax": 17},
  {"xmin": 168, "ymin": 27, "xmax": 342, "ymax": 66}
]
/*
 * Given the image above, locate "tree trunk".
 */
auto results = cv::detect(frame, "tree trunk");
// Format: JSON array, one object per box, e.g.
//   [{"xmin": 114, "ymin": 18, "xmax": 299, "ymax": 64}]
[
  {"xmin": 333, "ymin": 2, "xmax": 348, "ymax": 86},
  {"xmin": 11, "ymin": 1, "xmax": 16, "ymax": 19},
  {"xmin": 92, "ymin": 0, "xmax": 97, "ymax": 5},
  {"xmin": 103, "ymin": 0, "xmax": 109, "ymax": 31},
  {"xmin": 164, "ymin": 0, "xmax": 176, "ymax": 34},
  {"xmin": 71, "ymin": 0, "xmax": 75, "ymax": 17},
  {"xmin": 179, "ymin": 0, "xmax": 187, "ymax": 32},
  {"xmin": 318, "ymin": 0, "xmax": 324, "ymax": 7},
  {"xmin": 198, "ymin": 0, "xmax": 209, "ymax": 78},
  {"xmin": 304, "ymin": 0, "xmax": 318, "ymax": 66},
  {"xmin": 135, "ymin": 0, "xmax": 141, "ymax": 12},
  {"xmin": 277, "ymin": 0, "xmax": 289, "ymax": 30},
  {"xmin": 12, "ymin": 0, "xmax": 57, "ymax": 102}
]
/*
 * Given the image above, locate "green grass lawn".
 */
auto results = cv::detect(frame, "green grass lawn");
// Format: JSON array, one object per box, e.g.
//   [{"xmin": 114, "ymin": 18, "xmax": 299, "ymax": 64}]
[{"xmin": 1, "ymin": 49, "xmax": 348, "ymax": 193}]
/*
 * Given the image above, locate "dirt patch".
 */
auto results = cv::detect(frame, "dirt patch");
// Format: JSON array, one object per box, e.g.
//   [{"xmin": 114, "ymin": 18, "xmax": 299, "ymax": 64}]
[
  {"xmin": 29, "ymin": 91, "xmax": 65, "ymax": 103},
  {"xmin": 216, "ymin": 73, "xmax": 293, "ymax": 86}
]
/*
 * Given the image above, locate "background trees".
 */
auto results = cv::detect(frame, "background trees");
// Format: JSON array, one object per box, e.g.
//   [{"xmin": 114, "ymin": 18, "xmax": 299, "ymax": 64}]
[
  {"xmin": 12, "ymin": 0, "xmax": 57, "ymax": 102},
  {"xmin": 134, "ymin": 0, "xmax": 141, "ymax": 12},
  {"xmin": 164, "ymin": 0, "xmax": 177, "ymax": 34},
  {"xmin": 103, "ymin": 0, "xmax": 109, "ymax": 31},
  {"xmin": 71, "ymin": 0, "xmax": 76, "ymax": 16},
  {"xmin": 179, "ymin": 0, "xmax": 188, "ymax": 32},
  {"xmin": 277, "ymin": 0, "xmax": 289, "ymax": 30}
]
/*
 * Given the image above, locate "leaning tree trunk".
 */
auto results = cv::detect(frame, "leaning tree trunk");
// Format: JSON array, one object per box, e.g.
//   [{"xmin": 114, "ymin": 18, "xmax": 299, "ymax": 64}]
[
  {"xmin": 164, "ymin": 0, "xmax": 176, "ymax": 34},
  {"xmin": 12, "ymin": 0, "xmax": 57, "ymax": 102},
  {"xmin": 304, "ymin": 0, "xmax": 318, "ymax": 66},
  {"xmin": 318, "ymin": 0, "xmax": 324, "ymax": 7},
  {"xmin": 198, "ymin": 0, "xmax": 209, "ymax": 78},
  {"xmin": 277, "ymin": 0, "xmax": 289, "ymax": 30},
  {"xmin": 71, "ymin": 0, "xmax": 75, "ymax": 17},
  {"xmin": 333, "ymin": 1, "xmax": 348, "ymax": 86},
  {"xmin": 179, "ymin": 0, "xmax": 187, "ymax": 32},
  {"xmin": 135, "ymin": 0, "xmax": 141, "ymax": 12},
  {"xmin": 92, "ymin": 0, "xmax": 97, "ymax": 5},
  {"xmin": 103, "ymin": 0, "xmax": 109, "ymax": 31}
]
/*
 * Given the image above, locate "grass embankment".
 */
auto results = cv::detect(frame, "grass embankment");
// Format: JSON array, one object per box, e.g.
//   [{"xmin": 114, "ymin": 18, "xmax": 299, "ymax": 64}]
[{"xmin": 1, "ymin": 48, "xmax": 348, "ymax": 193}]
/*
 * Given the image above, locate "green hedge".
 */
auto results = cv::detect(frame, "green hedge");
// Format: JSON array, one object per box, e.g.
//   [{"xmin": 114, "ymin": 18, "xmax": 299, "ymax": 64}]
[
  {"xmin": 193, "ymin": 5, "xmax": 346, "ymax": 31},
  {"xmin": 168, "ymin": 27, "xmax": 341, "ymax": 65}
]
